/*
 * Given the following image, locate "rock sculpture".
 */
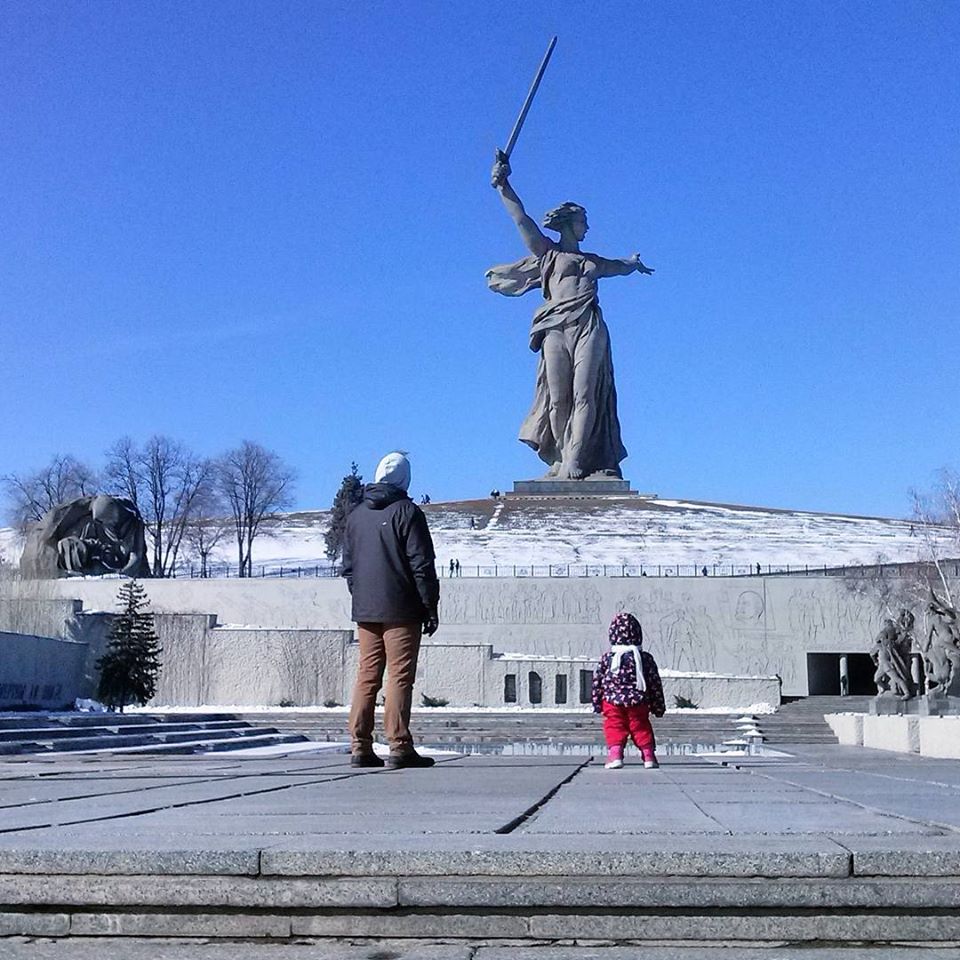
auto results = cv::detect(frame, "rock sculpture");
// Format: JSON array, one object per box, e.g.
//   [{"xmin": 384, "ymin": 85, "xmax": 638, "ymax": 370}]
[
  {"xmin": 872, "ymin": 609, "xmax": 914, "ymax": 699},
  {"xmin": 488, "ymin": 153, "xmax": 654, "ymax": 479},
  {"xmin": 922, "ymin": 594, "xmax": 960, "ymax": 695},
  {"xmin": 20, "ymin": 495, "xmax": 151, "ymax": 579}
]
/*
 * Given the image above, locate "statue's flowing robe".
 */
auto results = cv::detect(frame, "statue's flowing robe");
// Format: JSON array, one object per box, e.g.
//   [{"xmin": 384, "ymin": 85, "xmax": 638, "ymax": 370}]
[{"xmin": 486, "ymin": 247, "xmax": 627, "ymax": 474}]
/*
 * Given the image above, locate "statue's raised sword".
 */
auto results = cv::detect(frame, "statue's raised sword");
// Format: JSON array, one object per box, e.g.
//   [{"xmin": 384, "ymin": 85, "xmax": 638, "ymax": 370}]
[{"xmin": 499, "ymin": 35, "xmax": 557, "ymax": 160}]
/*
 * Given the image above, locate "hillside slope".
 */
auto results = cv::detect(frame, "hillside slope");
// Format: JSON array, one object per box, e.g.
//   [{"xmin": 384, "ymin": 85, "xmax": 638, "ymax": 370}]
[{"xmin": 1, "ymin": 494, "xmax": 948, "ymax": 574}]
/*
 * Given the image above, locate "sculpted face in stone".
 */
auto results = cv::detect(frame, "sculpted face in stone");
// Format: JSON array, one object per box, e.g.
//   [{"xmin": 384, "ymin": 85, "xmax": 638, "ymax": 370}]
[
  {"xmin": 19, "ymin": 495, "xmax": 152, "ymax": 580},
  {"xmin": 735, "ymin": 591, "xmax": 764, "ymax": 622}
]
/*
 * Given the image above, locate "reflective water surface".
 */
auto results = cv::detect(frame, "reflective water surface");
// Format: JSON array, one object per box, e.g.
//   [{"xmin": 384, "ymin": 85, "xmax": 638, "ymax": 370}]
[{"xmin": 421, "ymin": 740, "xmax": 781, "ymax": 758}]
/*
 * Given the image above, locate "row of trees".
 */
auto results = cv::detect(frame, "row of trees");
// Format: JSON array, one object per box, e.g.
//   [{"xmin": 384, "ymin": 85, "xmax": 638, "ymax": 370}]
[{"xmin": 2, "ymin": 439, "xmax": 296, "ymax": 578}]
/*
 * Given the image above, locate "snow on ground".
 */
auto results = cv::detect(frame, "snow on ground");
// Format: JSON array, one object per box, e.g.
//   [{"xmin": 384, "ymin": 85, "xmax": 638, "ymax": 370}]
[{"xmin": 1, "ymin": 494, "xmax": 952, "ymax": 575}]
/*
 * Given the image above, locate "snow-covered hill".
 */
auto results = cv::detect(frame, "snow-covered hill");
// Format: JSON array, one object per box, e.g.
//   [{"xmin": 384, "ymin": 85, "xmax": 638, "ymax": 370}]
[{"xmin": 1, "ymin": 494, "xmax": 951, "ymax": 576}]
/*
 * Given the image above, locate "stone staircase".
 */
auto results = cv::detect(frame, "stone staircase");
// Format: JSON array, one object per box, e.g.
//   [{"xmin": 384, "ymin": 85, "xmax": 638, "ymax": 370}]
[
  {"xmin": 0, "ymin": 696, "xmax": 868, "ymax": 758},
  {"xmin": 754, "ymin": 695, "xmax": 871, "ymax": 743},
  {"xmin": 0, "ymin": 713, "xmax": 310, "ymax": 756},
  {"xmin": 235, "ymin": 696, "xmax": 875, "ymax": 751},
  {"xmin": 236, "ymin": 708, "xmax": 756, "ymax": 752}
]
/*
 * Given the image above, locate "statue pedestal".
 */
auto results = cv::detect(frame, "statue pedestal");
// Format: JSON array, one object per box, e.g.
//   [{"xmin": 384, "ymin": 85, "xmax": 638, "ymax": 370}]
[
  {"xmin": 511, "ymin": 478, "xmax": 645, "ymax": 497},
  {"xmin": 870, "ymin": 694, "xmax": 960, "ymax": 717}
]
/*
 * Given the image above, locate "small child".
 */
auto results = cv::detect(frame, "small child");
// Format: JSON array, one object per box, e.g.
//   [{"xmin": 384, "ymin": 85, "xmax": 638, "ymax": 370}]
[{"xmin": 591, "ymin": 612, "xmax": 666, "ymax": 770}]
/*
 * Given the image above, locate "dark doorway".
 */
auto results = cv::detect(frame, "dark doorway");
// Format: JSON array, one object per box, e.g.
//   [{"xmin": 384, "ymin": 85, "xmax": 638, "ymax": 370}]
[
  {"xmin": 806, "ymin": 653, "xmax": 875, "ymax": 695},
  {"xmin": 528, "ymin": 671, "xmax": 543, "ymax": 704}
]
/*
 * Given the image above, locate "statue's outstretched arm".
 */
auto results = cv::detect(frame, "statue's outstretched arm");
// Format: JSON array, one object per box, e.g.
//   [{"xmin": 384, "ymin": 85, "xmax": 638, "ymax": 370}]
[
  {"xmin": 596, "ymin": 253, "xmax": 656, "ymax": 278},
  {"xmin": 491, "ymin": 152, "xmax": 550, "ymax": 257}
]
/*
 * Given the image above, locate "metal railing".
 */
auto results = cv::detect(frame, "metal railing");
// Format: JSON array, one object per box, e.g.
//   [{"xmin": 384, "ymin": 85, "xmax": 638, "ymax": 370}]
[{"xmin": 170, "ymin": 561, "xmax": 960, "ymax": 580}]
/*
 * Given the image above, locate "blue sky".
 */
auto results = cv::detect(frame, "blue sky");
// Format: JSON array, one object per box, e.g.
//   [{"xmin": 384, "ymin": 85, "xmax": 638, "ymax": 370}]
[{"xmin": 1, "ymin": 1, "xmax": 957, "ymax": 519}]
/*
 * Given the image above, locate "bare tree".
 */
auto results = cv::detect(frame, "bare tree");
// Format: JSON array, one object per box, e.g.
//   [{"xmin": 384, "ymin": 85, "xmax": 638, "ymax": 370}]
[
  {"xmin": 3, "ymin": 454, "xmax": 100, "ymax": 529},
  {"xmin": 182, "ymin": 485, "xmax": 229, "ymax": 578},
  {"xmin": 215, "ymin": 441, "xmax": 296, "ymax": 577},
  {"xmin": 910, "ymin": 469, "xmax": 960, "ymax": 607},
  {"xmin": 104, "ymin": 436, "xmax": 215, "ymax": 577}
]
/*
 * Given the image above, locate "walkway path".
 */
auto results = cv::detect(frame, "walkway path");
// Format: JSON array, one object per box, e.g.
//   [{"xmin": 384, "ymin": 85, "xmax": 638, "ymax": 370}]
[{"xmin": 0, "ymin": 740, "xmax": 958, "ymax": 955}]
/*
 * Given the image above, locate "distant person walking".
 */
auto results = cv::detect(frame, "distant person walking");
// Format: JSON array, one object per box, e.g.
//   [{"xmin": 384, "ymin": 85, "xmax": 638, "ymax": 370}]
[
  {"xmin": 342, "ymin": 452, "xmax": 440, "ymax": 769},
  {"xmin": 591, "ymin": 613, "xmax": 665, "ymax": 770}
]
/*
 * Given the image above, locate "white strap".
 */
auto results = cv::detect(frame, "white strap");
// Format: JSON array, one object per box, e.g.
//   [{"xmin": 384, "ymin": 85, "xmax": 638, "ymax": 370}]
[{"xmin": 609, "ymin": 645, "xmax": 645, "ymax": 693}]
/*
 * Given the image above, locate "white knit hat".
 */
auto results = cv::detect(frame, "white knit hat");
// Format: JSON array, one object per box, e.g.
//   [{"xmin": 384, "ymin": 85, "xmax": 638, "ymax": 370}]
[{"xmin": 374, "ymin": 451, "xmax": 411, "ymax": 492}]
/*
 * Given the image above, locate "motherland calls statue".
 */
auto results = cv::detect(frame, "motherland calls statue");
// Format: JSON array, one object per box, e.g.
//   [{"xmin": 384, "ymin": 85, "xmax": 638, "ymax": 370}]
[
  {"xmin": 20, "ymin": 494, "xmax": 151, "ymax": 579},
  {"xmin": 487, "ymin": 154, "xmax": 654, "ymax": 480},
  {"xmin": 484, "ymin": 37, "xmax": 654, "ymax": 481}
]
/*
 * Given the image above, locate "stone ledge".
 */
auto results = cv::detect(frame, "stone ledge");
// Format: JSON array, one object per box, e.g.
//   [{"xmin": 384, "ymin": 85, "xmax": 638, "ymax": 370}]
[
  {"xmin": 529, "ymin": 912, "xmax": 960, "ymax": 941},
  {"xmin": 259, "ymin": 838, "xmax": 851, "ymax": 878},
  {"xmin": 0, "ymin": 848, "xmax": 261, "ymax": 876},
  {"xmin": 10, "ymin": 872, "xmax": 960, "ymax": 911},
  {"xmin": 0, "ymin": 874, "xmax": 396, "ymax": 908},
  {"xmin": 511, "ymin": 479, "xmax": 638, "ymax": 496},
  {"xmin": 398, "ymin": 875, "xmax": 960, "ymax": 909},
  {"xmin": 0, "ymin": 912, "xmax": 70, "ymax": 936},
  {"xmin": 69, "ymin": 912, "xmax": 292, "ymax": 938}
]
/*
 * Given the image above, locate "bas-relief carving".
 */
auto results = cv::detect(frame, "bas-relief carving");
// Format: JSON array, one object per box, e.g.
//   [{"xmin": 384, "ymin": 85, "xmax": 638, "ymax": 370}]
[{"xmin": 440, "ymin": 583, "xmax": 602, "ymax": 625}]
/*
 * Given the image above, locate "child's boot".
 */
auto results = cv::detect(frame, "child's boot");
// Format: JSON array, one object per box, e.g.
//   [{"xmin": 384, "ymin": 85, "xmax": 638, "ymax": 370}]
[
  {"xmin": 604, "ymin": 745, "xmax": 624, "ymax": 770},
  {"xmin": 642, "ymin": 750, "xmax": 660, "ymax": 769}
]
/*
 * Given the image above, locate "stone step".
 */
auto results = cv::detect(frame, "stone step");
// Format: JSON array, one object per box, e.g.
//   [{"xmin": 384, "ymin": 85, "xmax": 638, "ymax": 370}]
[{"xmin": 0, "ymin": 871, "xmax": 958, "ymax": 944}]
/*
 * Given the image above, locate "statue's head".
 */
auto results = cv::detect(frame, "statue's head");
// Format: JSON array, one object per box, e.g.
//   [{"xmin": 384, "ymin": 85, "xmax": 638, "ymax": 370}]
[{"xmin": 542, "ymin": 202, "xmax": 588, "ymax": 239}]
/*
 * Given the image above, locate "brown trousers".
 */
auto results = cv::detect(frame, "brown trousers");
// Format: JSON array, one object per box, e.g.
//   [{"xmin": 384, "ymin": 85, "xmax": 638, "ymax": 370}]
[{"xmin": 348, "ymin": 622, "xmax": 422, "ymax": 756}]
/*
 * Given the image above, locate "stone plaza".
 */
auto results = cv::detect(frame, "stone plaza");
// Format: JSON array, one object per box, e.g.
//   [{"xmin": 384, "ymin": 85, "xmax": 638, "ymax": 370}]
[{"xmin": 1, "ymin": 729, "xmax": 960, "ymax": 956}]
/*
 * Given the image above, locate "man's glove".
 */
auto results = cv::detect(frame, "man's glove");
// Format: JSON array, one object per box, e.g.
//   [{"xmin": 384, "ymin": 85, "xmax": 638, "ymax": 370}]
[{"xmin": 423, "ymin": 614, "xmax": 439, "ymax": 637}]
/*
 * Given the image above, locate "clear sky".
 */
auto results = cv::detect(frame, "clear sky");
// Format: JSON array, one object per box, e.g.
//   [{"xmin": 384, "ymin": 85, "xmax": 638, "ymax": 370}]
[{"xmin": 1, "ymin": 1, "xmax": 957, "ymax": 519}]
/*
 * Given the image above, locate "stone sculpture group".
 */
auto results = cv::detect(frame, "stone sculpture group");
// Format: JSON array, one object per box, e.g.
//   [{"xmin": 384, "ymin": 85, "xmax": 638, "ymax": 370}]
[{"xmin": 872, "ymin": 595, "xmax": 960, "ymax": 702}]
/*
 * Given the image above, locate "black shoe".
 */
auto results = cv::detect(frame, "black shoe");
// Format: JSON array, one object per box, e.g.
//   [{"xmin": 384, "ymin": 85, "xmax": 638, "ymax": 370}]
[
  {"xmin": 350, "ymin": 753, "xmax": 385, "ymax": 768},
  {"xmin": 386, "ymin": 751, "xmax": 436, "ymax": 769}
]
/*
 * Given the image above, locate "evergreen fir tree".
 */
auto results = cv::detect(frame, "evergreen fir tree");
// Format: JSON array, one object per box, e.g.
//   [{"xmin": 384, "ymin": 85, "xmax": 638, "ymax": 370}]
[
  {"xmin": 95, "ymin": 580, "xmax": 163, "ymax": 712},
  {"xmin": 325, "ymin": 461, "xmax": 363, "ymax": 561}
]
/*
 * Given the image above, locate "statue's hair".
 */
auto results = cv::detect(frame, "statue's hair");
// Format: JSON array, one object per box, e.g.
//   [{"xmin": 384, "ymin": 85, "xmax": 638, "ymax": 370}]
[{"xmin": 542, "ymin": 201, "xmax": 587, "ymax": 233}]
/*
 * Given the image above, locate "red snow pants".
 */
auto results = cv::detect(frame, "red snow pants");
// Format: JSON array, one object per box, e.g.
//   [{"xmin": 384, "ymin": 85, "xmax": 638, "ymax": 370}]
[{"xmin": 601, "ymin": 701, "xmax": 656, "ymax": 756}]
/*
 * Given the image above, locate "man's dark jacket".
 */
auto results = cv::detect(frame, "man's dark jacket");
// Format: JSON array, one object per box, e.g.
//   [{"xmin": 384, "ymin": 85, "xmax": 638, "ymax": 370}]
[{"xmin": 341, "ymin": 483, "xmax": 440, "ymax": 623}]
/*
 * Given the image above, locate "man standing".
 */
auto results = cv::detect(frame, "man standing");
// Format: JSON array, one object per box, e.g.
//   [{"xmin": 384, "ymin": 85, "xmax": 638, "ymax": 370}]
[{"xmin": 342, "ymin": 452, "xmax": 440, "ymax": 769}]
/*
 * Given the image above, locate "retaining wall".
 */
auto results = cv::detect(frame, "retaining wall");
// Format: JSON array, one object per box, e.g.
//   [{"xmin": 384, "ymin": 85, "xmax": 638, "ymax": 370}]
[
  {"xmin": 0, "ymin": 574, "xmax": 890, "ymax": 697},
  {"xmin": 0, "ymin": 631, "xmax": 88, "ymax": 709}
]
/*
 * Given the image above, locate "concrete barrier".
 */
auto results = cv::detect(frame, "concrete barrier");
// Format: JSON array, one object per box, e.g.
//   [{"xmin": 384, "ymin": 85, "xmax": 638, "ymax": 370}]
[
  {"xmin": 918, "ymin": 716, "xmax": 960, "ymax": 759},
  {"xmin": 825, "ymin": 712, "xmax": 864, "ymax": 746},
  {"xmin": 826, "ymin": 712, "xmax": 960, "ymax": 757}
]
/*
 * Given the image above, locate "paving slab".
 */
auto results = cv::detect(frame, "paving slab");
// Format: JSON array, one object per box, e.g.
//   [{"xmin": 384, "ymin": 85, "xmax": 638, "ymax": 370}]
[
  {"xmin": 528, "ymin": 912, "xmax": 960, "ymax": 941},
  {"xmin": 476, "ymin": 949, "xmax": 960, "ymax": 960},
  {"xmin": 0, "ymin": 941, "xmax": 472, "ymax": 959},
  {"xmin": 2, "ymin": 945, "xmax": 958, "ymax": 960}
]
